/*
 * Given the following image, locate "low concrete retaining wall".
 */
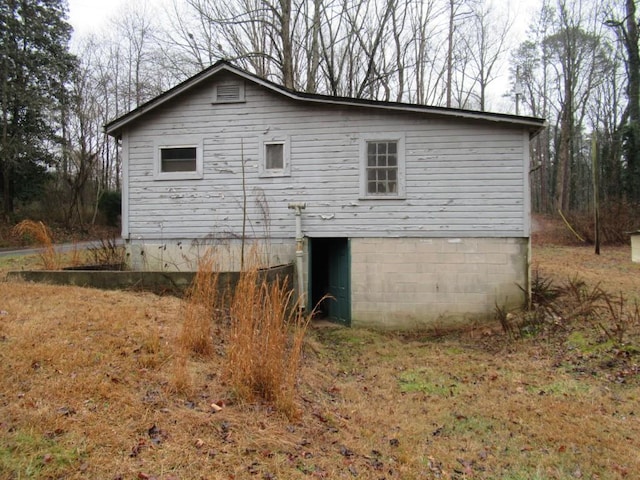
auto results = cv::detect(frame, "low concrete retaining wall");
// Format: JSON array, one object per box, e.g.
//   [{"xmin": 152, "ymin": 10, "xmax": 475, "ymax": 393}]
[{"xmin": 7, "ymin": 264, "xmax": 294, "ymax": 297}]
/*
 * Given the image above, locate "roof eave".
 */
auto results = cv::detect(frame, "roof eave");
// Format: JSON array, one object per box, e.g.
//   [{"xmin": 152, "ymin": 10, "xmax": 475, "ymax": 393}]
[{"xmin": 105, "ymin": 61, "xmax": 547, "ymax": 137}]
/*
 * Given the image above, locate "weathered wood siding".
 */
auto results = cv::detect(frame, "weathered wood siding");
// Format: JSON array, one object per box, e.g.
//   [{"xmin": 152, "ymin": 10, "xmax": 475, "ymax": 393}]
[{"xmin": 123, "ymin": 72, "xmax": 530, "ymax": 241}]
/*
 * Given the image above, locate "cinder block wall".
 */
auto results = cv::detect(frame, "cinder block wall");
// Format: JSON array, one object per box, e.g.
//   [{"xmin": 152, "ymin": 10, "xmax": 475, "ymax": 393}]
[
  {"xmin": 125, "ymin": 238, "xmax": 296, "ymax": 271},
  {"xmin": 350, "ymin": 237, "xmax": 529, "ymax": 329}
]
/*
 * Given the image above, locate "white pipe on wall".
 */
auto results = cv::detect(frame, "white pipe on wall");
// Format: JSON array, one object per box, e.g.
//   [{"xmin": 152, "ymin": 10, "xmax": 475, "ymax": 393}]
[{"xmin": 288, "ymin": 202, "xmax": 307, "ymax": 309}]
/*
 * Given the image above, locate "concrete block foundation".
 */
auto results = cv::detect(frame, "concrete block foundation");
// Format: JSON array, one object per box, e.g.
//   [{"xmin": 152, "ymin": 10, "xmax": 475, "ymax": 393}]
[{"xmin": 350, "ymin": 237, "xmax": 529, "ymax": 329}]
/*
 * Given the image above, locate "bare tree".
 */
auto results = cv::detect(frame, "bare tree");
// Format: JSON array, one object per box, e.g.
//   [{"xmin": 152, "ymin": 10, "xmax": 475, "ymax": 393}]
[
  {"xmin": 605, "ymin": 0, "xmax": 640, "ymax": 202},
  {"xmin": 445, "ymin": 0, "xmax": 475, "ymax": 107},
  {"xmin": 184, "ymin": 0, "xmax": 294, "ymax": 85},
  {"xmin": 459, "ymin": 2, "xmax": 514, "ymax": 111},
  {"xmin": 406, "ymin": 0, "xmax": 447, "ymax": 105}
]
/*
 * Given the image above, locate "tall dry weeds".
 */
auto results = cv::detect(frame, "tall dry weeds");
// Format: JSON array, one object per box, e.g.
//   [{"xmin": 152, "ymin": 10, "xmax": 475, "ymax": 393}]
[
  {"xmin": 178, "ymin": 252, "xmax": 220, "ymax": 357},
  {"xmin": 11, "ymin": 220, "xmax": 58, "ymax": 269},
  {"xmin": 225, "ymin": 269, "xmax": 309, "ymax": 419},
  {"xmin": 172, "ymin": 253, "xmax": 222, "ymax": 394}
]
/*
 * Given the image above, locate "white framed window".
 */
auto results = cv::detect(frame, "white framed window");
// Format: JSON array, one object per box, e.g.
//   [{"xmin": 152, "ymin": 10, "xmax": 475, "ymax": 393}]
[
  {"xmin": 212, "ymin": 81, "xmax": 245, "ymax": 103},
  {"xmin": 259, "ymin": 135, "xmax": 291, "ymax": 177},
  {"xmin": 359, "ymin": 133, "xmax": 405, "ymax": 198},
  {"xmin": 154, "ymin": 138, "xmax": 203, "ymax": 180}
]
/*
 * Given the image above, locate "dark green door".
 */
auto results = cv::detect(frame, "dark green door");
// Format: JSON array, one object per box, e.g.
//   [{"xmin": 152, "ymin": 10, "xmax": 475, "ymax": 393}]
[
  {"xmin": 309, "ymin": 238, "xmax": 350, "ymax": 326},
  {"xmin": 327, "ymin": 239, "xmax": 350, "ymax": 324}
]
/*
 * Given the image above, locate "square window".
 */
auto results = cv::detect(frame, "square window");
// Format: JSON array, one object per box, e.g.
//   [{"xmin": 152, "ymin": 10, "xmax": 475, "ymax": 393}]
[
  {"xmin": 265, "ymin": 143, "xmax": 284, "ymax": 170},
  {"xmin": 259, "ymin": 135, "xmax": 290, "ymax": 177}
]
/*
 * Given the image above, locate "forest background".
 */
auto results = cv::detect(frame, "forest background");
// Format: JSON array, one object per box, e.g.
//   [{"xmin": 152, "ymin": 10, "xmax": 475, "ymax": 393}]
[{"xmin": 0, "ymin": 0, "xmax": 638, "ymax": 242}]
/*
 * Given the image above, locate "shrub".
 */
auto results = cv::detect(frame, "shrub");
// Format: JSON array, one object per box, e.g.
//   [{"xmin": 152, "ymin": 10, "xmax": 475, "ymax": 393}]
[
  {"xmin": 98, "ymin": 190, "xmax": 122, "ymax": 227},
  {"xmin": 87, "ymin": 237, "xmax": 126, "ymax": 267}
]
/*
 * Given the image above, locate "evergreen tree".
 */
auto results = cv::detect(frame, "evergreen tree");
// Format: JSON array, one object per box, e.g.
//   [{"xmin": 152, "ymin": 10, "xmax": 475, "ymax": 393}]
[{"xmin": 0, "ymin": 0, "xmax": 76, "ymax": 218}]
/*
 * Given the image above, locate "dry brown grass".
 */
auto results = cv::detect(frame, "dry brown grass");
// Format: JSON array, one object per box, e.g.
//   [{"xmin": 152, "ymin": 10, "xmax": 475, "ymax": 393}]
[
  {"xmin": 11, "ymin": 220, "xmax": 58, "ymax": 269},
  {"xmin": 178, "ymin": 252, "xmax": 220, "ymax": 358},
  {"xmin": 225, "ymin": 269, "xmax": 309, "ymax": 420},
  {"xmin": 172, "ymin": 252, "xmax": 221, "ymax": 396},
  {"xmin": 0, "ymin": 242, "xmax": 639, "ymax": 479}
]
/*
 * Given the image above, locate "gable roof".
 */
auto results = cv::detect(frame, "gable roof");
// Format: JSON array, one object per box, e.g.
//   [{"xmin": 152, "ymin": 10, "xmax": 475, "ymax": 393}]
[{"xmin": 105, "ymin": 60, "xmax": 546, "ymax": 138}]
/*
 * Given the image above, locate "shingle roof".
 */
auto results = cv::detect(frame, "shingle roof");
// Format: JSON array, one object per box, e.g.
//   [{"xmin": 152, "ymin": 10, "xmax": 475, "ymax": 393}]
[{"xmin": 105, "ymin": 59, "xmax": 546, "ymax": 138}]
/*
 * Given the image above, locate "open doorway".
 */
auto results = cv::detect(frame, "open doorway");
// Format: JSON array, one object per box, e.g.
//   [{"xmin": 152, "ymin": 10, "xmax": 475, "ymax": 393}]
[{"xmin": 309, "ymin": 237, "xmax": 350, "ymax": 326}]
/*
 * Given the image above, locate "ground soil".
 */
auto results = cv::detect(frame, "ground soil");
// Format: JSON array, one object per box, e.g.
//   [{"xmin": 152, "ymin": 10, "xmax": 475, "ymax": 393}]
[
  {"xmin": 531, "ymin": 214, "xmax": 640, "ymax": 302},
  {"xmin": 0, "ymin": 215, "xmax": 638, "ymax": 479}
]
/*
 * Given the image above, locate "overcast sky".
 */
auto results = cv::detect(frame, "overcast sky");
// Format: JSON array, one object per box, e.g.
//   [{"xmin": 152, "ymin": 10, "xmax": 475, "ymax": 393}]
[
  {"xmin": 66, "ymin": 0, "xmax": 542, "ymax": 112},
  {"xmin": 67, "ymin": 0, "xmax": 127, "ymax": 37},
  {"xmin": 67, "ymin": 0, "xmax": 541, "ymax": 43}
]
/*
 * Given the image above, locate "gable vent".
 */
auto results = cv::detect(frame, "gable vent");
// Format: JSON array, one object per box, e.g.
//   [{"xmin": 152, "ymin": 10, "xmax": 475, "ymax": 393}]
[{"xmin": 214, "ymin": 82, "xmax": 245, "ymax": 103}]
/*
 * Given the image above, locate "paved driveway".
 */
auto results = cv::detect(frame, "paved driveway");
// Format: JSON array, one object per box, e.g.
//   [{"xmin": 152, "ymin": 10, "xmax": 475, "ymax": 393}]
[{"xmin": 0, "ymin": 239, "xmax": 124, "ymax": 258}]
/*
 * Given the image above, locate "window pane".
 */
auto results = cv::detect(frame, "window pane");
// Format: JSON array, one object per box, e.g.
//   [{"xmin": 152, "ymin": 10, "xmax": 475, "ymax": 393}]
[
  {"xmin": 265, "ymin": 143, "xmax": 284, "ymax": 170},
  {"xmin": 161, "ymin": 147, "xmax": 197, "ymax": 172},
  {"xmin": 365, "ymin": 140, "xmax": 400, "ymax": 196}
]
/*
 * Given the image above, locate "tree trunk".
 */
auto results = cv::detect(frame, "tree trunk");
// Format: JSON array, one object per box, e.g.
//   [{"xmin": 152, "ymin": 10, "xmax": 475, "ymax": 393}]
[
  {"xmin": 625, "ymin": 0, "xmax": 640, "ymax": 200},
  {"xmin": 626, "ymin": 0, "xmax": 639, "ymax": 126},
  {"xmin": 279, "ymin": 0, "xmax": 294, "ymax": 89},
  {"xmin": 1, "ymin": 98, "xmax": 11, "ymax": 218},
  {"xmin": 306, "ymin": 0, "xmax": 321, "ymax": 93},
  {"xmin": 1, "ymin": 160, "xmax": 11, "ymax": 219},
  {"xmin": 446, "ymin": 0, "xmax": 454, "ymax": 108}
]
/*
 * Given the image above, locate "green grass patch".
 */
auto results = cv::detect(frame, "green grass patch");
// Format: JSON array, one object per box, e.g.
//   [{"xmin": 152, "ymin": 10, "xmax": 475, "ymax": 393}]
[
  {"xmin": 566, "ymin": 331, "xmax": 616, "ymax": 354},
  {"xmin": 525, "ymin": 379, "xmax": 591, "ymax": 396},
  {"xmin": 0, "ymin": 430, "xmax": 86, "ymax": 478},
  {"xmin": 398, "ymin": 368, "xmax": 460, "ymax": 396},
  {"xmin": 446, "ymin": 414, "xmax": 495, "ymax": 435}
]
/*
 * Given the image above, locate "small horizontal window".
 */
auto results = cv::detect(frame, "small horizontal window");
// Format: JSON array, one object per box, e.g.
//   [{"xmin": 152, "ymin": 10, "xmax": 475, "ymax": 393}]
[
  {"xmin": 161, "ymin": 147, "xmax": 197, "ymax": 172},
  {"xmin": 154, "ymin": 139, "xmax": 203, "ymax": 180}
]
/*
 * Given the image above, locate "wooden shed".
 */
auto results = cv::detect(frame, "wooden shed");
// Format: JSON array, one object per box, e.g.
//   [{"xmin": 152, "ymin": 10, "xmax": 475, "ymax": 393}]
[{"xmin": 105, "ymin": 60, "xmax": 546, "ymax": 329}]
